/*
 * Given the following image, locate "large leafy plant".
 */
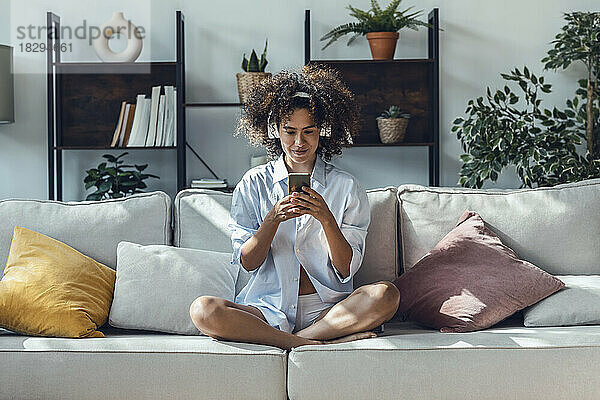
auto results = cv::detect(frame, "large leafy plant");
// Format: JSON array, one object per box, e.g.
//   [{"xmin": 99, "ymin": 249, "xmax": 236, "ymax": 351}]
[
  {"xmin": 542, "ymin": 11, "xmax": 599, "ymax": 157},
  {"xmin": 320, "ymin": 0, "xmax": 429, "ymax": 51},
  {"xmin": 452, "ymin": 11, "xmax": 600, "ymax": 189},
  {"xmin": 84, "ymin": 152, "xmax": 159, "ymax": 201}
]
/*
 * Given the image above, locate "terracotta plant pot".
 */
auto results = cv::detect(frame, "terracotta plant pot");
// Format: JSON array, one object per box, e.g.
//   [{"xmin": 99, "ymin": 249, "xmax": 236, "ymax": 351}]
[
  {"xmin": 366, "ymin": 32, "xmax": 399, "ymax": 60},
  {"xmin": 236, "ymin": 72, "xmax": 271, "ymax": 103}
]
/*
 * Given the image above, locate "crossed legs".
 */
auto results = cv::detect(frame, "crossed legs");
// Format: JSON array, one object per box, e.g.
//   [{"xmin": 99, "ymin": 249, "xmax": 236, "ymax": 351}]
[
  {"xmin": 189, "ymin": 296, "xmax": 320, "ymax": 350},
  {"xmin": 293, "ymin": 281, "xmax": 400, "ymax": 340},
  {"xmin": 189, "ymin": 280, "xmax": 400, "ymax": 351}
]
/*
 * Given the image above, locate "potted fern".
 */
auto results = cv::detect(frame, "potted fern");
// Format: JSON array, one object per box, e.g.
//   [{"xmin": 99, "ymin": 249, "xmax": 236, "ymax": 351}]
[
  {"xmin": 236, "ymin": 39, "xmax": 270, "ymax": 103},
  {"xmin": 320, "ymin": 0, "xmax": 430, "ymax": 60},
  {"xmin": 377, "ymin": 105, "xmax": 411, "ymax": 143}
]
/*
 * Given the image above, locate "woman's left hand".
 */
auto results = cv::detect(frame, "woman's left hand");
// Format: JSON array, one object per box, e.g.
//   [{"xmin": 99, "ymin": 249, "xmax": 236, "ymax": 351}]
[{"xmin": 289, "ymin": 186, "xmax": 334, "ymax": 224}]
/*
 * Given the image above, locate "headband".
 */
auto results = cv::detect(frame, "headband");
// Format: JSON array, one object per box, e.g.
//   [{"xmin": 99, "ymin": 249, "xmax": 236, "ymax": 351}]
[{"xmin": 267, "ymin": 91, "xmax": 332, "ymax": 138}]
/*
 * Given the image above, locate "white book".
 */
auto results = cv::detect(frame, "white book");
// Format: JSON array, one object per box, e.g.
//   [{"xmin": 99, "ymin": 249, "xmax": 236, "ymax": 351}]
[
  {"xmin": 191, "ymin": 178, "xmax": 226, "ymax": 184},
  {"xmin": 126, "ymin": 95, "xmax": 147, "ymax": 147},
  {"xmin": 163, "ymin": 86, "xmax": 176, "ymax": 146},
  {"xmin": 190, "ymin": 183, "xmax": 227, "ymax": 188},
  {"xmin": 130, "ymin": 98, "xmax": 152, "ymax": 146},
  {"xmin": 145, "ymin": 85, "xmax": 162, "ymax": 146},
  {"xmin": 155, "ymin": 94, "xmax": 166, "ymax": 146},
  {"xmin": 138, "ymin": 98, "xmax": 152, "ymax": 146}
]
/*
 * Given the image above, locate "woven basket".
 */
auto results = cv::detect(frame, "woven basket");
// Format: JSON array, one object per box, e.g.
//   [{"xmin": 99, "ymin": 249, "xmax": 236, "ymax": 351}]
[
  {"xmin": 377, "ymin": 118, "xmax": 409, "ymax": 143},
  {"xmin": 236, "ymin": 72, "xmax": 272, "ymax": 104}
]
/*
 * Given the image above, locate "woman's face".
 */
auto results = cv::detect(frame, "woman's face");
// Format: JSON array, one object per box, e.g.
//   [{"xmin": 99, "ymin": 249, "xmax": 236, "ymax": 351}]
[{"xmin": 278, "ymin": 108, "xmax": 320, "ymax": 165}]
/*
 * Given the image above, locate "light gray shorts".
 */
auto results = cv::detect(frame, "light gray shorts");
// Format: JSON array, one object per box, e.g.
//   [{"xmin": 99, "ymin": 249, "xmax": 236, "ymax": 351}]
[{"xmin": 292, "ymin": 292, "xmax": 333, "ymax": 333}]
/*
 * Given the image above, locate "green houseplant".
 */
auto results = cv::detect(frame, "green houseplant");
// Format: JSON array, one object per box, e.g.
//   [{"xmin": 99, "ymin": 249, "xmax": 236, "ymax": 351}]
[
  {"xmin": 236, "ymin": 39, "xmax": 271, "ymax": 103},
  {"xmin": 542, "ymin": 12, "xmax": 599, "ymax": 157},
  {"xmin": 376, "ymin": 105, "xmax": 411, "ymax": 143},
  {"xmin": 452, "ymin": 11, "xmax": 600, "ymax": 189},
  {"xmin": 320, "ymin": 0, "xmax": 430, "ymax": 60},
  {"xmin": 84, "ymin": 152, "xmax": 159, "ymax": 201}
]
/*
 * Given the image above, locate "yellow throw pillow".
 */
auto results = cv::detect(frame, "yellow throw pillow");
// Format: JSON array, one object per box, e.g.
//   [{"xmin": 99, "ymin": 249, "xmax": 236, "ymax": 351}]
[{"xmin": 0, "ymin": 226, "xmax": 116, "ymax": 338}]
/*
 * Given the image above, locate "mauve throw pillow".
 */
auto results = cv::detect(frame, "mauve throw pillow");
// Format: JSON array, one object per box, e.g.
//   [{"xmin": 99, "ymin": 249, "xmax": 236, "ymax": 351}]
[{"xmin": 392, "ymin": 210, "xmax": 564, "ymax": 332}]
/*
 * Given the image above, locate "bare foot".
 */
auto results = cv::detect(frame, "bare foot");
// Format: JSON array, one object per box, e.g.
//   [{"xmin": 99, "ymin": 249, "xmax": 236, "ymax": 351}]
[
  {"xmin": 322, "ymin": 331, "xmax": 378, "ymax": 345},
  {"xmin": 288, "ymin": 337, "xmax": 325, "ymax": 350},
  {"xmin": 289, "ymin": 331, "xmax": 377, "ymax": 349}
]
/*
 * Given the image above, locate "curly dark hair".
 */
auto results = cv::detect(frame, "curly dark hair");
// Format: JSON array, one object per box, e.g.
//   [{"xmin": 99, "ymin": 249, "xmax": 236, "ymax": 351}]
[{"xmin": 235, "ymin": 64, "xmax": 361, "ymax": 162}]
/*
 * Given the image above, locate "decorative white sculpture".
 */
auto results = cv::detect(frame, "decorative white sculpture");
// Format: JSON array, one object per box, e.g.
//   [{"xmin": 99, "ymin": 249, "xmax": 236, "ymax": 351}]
[{"xmin": 92, "ymin": 12, "xmax": 143, "ymax": 62}]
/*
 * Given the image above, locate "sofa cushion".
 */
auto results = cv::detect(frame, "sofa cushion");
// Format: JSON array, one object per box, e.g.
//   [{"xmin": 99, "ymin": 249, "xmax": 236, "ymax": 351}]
[
  {"xmin": 174, "ymin": 187, "xmax": 399, "ymax": 291},
  {"xmin": 397, "ymin": 178, "xmax": 600, "ymax": 274},
  {"xmin": 174, "ymin": 189, "xmax": 233, "ymax": 253},
  {"xmin": 0, "ymin": 226, "xmax": 115, "ymax": 338},
  {"xmin": 0, "ymin": 191, "xmax": 172, "ymax": 275},
  {"xmin": 523, "ymin": 275, "xmax": 600, "ymax": 327},
  {"xmin": 109, "ymin": 242, "xmax": 238, "ymax": 335},
  {"xmin": 174, "ymin": 189, "xmax": 249, "ymax": 295},
  {"xmin": 356, "ymin": 186, "xmax": 399, "ymax": 286},
  {"xmin": 288, "ymin": 319, "xmax": 600, "ymax": 400},
  {"xmin": 0, "ymin": 326, "xmax": 287, "ymax": 400},
  {"xmin": 392, "ymin": 210, "xmax": 564, "ymax": 332}
]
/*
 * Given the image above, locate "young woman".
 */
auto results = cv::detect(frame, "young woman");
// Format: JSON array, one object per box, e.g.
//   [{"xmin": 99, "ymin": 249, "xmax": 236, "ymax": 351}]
[{"xmin": 190, "ymin": 64, "xmax": 400, "ymax": 350}]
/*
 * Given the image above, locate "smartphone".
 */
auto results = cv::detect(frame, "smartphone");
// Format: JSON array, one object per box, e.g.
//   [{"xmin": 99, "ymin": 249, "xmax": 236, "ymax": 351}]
[{"xmin": 288, "ymin": 173, "xmax": 311, "ymax": 196}]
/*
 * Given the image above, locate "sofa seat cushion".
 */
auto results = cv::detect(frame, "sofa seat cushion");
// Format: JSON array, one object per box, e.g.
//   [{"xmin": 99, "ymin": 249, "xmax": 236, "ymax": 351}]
[
  {"xmin": 288, "ymin": 318, "xmax": 600, "ymax": 400},
  {"xmin": 0, "ymin": 326, "xmax": 287, "ymax": 400}
]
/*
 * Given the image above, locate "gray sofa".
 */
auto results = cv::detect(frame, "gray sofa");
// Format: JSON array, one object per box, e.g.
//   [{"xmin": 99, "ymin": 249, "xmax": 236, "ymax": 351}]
[{"xmin": 1, "ymin": 178, "xmax": 599, "ymax": 400}]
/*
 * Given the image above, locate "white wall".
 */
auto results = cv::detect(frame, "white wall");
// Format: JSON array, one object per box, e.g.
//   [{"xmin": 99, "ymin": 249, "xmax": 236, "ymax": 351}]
[{"xmin": 0, "ymin": 0, "xmax": 596, "ymax": 201}]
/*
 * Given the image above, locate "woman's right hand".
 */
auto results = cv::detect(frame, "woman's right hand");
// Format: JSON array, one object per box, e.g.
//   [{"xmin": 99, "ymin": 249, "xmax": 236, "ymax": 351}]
[{"xmin": 267, "ymin": 195, "xmax": 304, "ymax": 224}]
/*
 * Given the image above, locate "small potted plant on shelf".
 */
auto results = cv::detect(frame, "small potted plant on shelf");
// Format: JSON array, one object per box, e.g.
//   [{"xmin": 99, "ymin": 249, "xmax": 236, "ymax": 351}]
[
  {"xmin": 84, "ymin": 152, "xmax": 159, "ymax": 200},
  {"xmin": 236, "ymin": 38, "xmax": 270, "ymax": 103},
  {"xmin": 320, "ymin": 0, "xmax": 431, "ymax": 60},
  {"xmin": 376, "ymin": 105, "xmax": 411, "ymax": 143}
]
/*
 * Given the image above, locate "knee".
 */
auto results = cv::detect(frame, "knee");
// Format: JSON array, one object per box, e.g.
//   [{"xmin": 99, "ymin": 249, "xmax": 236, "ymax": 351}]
[
  {"xmin": 366, "ymin": 281, "xmax": 401, "ymax": 313},
  {"xmin": 189, "ymin": 296, "xmax": 227, "ymax": 335}
]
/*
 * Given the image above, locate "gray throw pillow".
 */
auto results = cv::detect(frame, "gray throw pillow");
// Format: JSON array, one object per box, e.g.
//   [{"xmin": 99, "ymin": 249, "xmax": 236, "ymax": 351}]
[
  {"xmin": 523, "ymin": 275, "xmax": 600, "ymax": 327},
  {"xmin": 109, "ymin": 241, "xmax": 238, "ymax": 335}
]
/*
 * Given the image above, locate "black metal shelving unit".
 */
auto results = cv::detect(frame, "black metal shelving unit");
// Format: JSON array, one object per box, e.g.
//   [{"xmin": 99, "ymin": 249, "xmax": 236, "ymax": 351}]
[
  {"xmin": 46, "ymin": 11, "xmax": 222, "ymax": 200},
  {"xmin": 47, "ymin": 9, "xmax": 440, "ymax": 199},
  {"xmin": 303, "ymin": 9, "xmax": 440, "ymax": 186}
]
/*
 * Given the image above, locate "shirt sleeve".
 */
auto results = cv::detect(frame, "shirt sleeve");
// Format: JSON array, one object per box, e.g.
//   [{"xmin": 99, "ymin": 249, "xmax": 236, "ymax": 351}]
[
  {"xmin": 228, "ymin": 176, "xmax": 260, "ymax": 273},
  {"xmin": 330, "ymin": 179, "xmax": 371, "ymax": 284}
]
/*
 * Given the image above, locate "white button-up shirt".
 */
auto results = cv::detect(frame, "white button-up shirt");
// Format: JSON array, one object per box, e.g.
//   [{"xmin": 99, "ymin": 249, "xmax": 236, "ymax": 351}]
[{"xmin": 228, "ymin": 153, "xmax": 370, "ymax": 334}]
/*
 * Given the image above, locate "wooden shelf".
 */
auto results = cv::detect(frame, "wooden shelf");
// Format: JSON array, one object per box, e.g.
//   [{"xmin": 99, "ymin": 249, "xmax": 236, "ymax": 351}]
[
  {"xmin": 55, "ymin": 63, "xmax": 176, "ymax": 147},
  {"xmin": 184, "ymin": 102, "xmax": 243, "ymax": 107},
  {"xmin": 54, "ymin": 146, "xmax": 177, "ymax": 150},
  {"xmin": 308, "ymin": 59, "xmax": 433, "ymax": 144},
  {"xmin": 54, "ymin": 62, "xmax": 176, "ymax": 75},
  {"xmin": 310, "ymin": 58, "xmax": 434, "ymax": 64},
  {"xmin": 350, "ymin": 142, "xmax": 434, "ymax": 147},
  {"xmin": 53, "ymin": 61, "xmax": 176, "ymax": 66},
  {"xmin": 186, "ymin": 186, "xmax": 235, "ymax": 193}
]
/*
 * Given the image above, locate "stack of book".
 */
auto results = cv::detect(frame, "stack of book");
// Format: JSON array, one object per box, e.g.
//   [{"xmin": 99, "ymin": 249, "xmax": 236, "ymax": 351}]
[
  {"xmin": 110, "ymin": 85, "xmax": 177, "ymax": 147},
  {"xmin": 190, "ymin": 178, "xmax": 228, "ymax": 189}
]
